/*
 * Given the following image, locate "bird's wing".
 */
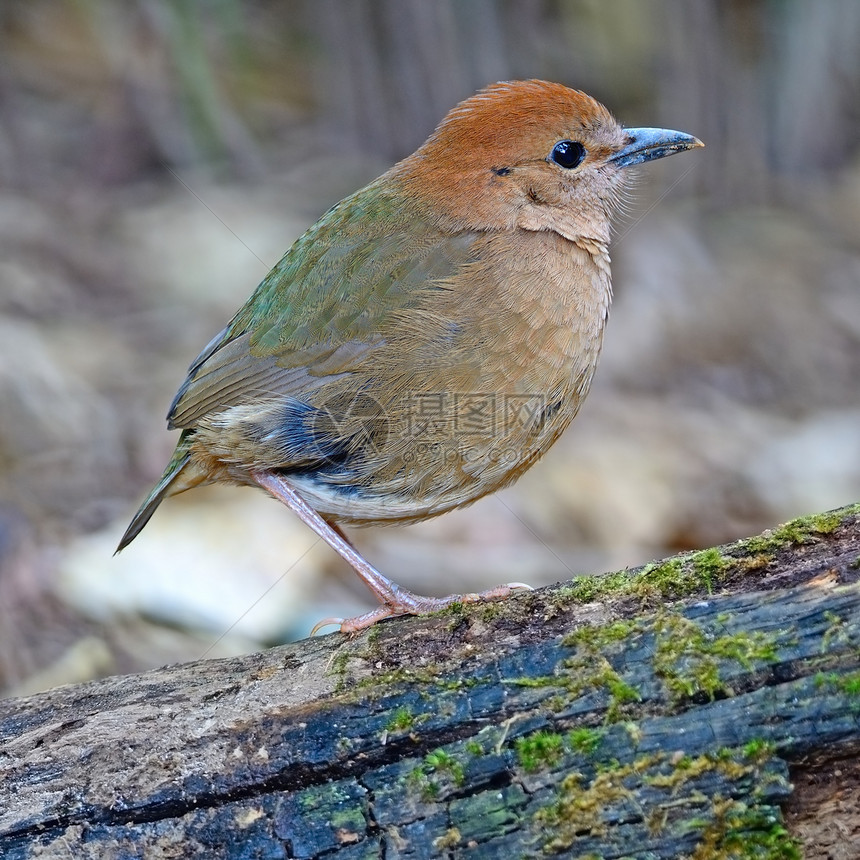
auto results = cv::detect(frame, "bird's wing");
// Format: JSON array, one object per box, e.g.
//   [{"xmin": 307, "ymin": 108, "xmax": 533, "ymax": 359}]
[{"xmin": 168, "ymin": 186, "xmax": 479, "ymax": 429}]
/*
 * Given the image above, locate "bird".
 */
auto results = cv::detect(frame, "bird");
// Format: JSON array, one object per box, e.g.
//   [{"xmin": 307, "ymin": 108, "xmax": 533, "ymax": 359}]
[{"xmin": 117, "ymin": 80, "xmax": 702, "ymax": 632}]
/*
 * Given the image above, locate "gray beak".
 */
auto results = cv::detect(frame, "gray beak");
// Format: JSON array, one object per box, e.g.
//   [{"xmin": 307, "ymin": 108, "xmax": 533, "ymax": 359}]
[{"xmin": 611, "ymin": 127, "xmax": 704, "ymax": 168}]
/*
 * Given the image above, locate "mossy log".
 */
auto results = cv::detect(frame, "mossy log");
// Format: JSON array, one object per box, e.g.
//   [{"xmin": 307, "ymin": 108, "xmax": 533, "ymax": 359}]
[{"xmin": 2, "ymin": 504, "xmax": 859, "ymax": 859}]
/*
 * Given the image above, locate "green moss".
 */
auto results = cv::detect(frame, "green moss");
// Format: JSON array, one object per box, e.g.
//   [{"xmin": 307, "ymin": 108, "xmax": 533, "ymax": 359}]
[
  {"xmin": 515, "ymin": 730, "xmax": 565, "ymax": 772},
  {"xmin": 432, "ymin": 828, "xmax": 462, "ymax": 851},
  {"xmin": 636, "ymin": 557, "xmax": 701, "ymax": 598},
  {"xmin": 595, "ymin": 757, "xmax": 622, "ymax": 774},
  {"xmin": 555, "ymin": 569, "xmax": 635, "ymax": 604},
  {"xmin": 535, "ymin": 763, "xmax": 637, "ymax": 850},
  {"xmin": 710, "ymin": 630, "xmax": 779, "ymax": 664},
  {"xmin": 549, "ymin": 503, "xmax": 857, "ymax": 616},
  {"xmin": 816, "ymin": 670, "xmax": 860, "ymax": 697},
  {"xmin": 602, "ymin": 672, "xmax": 641, "ymax": 717},
  {"xmin": 385, "ymin": 706, "xmax": 421, "ymax": 733},
  {"xmin": 535, "ymin": 747, "xmax": 795, "ymax": 857},
  {"xmin": 476, "ymin": 600, "xmax": 506, "ymax": 622},
  {"xmin": 652, "ymin": 613, "xmax": 780, "ymax": 704},
  {"xmin": 741, "ymin": 505, "xmax": 856, "ymax": 556},
  {"xmin": 556, "ymin": 548, "xmax": 736, "ymax": 609},
  {"xmin": 508, "ymin": 674, "xmax": 562, "ymax": 689},
  {"xmin": 554, "ymin": 618, "xmax": 645, "ymax": 721},
  {"xmin": 623, "ymin": 721, "xmax": 643, "ymax": 747},
  {"xmin": 405, "ymin": 766, "xmax": 438, "ymax": 801},
  {"xmin": 841, "ymin": 673, "xmax": 860, "ymax": 696},
  {"xmin": 328, "ymin": 805, "xmax": 365, "ymax": 833},
  {"xmin": 442, "ymin": 601, "xmax": 468, "ymax": 629},
  {"xmin": 646, "ymin": 753, "xmax": 717, "ymax": 790},
  {"xmin": 405, "ymin": 748, "xmax": 467, "ymax": 801},
  {"xmin": 562, "ymin": 655, "xmax": 641, "ymax": 722},
  {"xmin": 364, "ymin": 622, "xmax": 381, "ymax": 651},
  {"xmin": 424, "ymin": 748, "xmax": 465, "ymax": 787},
  {"xmin": 568, "ymin": 727, "xmax": 604, "ymax": 755},
  {"xmin": 508, "ymin": 649, "xmax": 640, "ymax": 723},
  {"xmin": 821, "ymin": 611, "xmax": 851, "ymax": 653},
  {"xmin": 692, "ymin": 799, "xmax": 801, "ymax": 860},
  {"xmin": 740, "ymin": 534, "xmax": 780, "ymax": 556},
  {"xmin": 691, "ymin": 548, "xmax": 730, "ymax": 593},
  {"xmin": 464, "ymin": 739, "xmax": 484, "ymax": 756},
  {"xmin": 734, "ymin": 553, "xmax": 774, "ymax": 574},
  {"xmin": 546, "ymin": 694, "xmax": 567, "ymax": 712},
  {"xmin": 563, "ymin": 618, "xmax": 642, "ymax": 649},
  {"xmin": 795, "ymin": 508, "xmax": 849, "ymax": 534},
  {"xmin": 557, "ymin": 619, "xmax": 644, "ymax": 721},
  {"xmin": 520, "ymin": 603, "xmax": 783, "ymax": 723},
  {"xmin": 742, "ymin": 738, "xmax": 776, "ymax": 762},
  {"xmin": 353, "ymin": 666, "xmax": 466, "ymax": 697},
  {"xmin": 582, "ymin": 553, "xmax": 749, "ymax": 605},
  {"xmin": 329, "ymin": 651, "xmax": 351, "ymax": 693}
]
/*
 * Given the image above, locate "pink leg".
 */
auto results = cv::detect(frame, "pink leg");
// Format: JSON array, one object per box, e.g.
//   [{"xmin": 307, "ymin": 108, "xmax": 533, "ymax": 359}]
[{"xmin": 251, "ymin": 470, "xmax": 528, "ymax": 633}]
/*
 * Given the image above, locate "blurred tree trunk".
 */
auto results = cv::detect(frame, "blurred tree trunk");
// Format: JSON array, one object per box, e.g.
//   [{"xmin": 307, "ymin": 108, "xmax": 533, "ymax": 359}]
[
  {"xmin": 5, "ymin": 2, "xmax": 860, "ymax": 192},
  {"xmin": 658, "ymin": 0, "xmax": 860, "ymax": 203}
]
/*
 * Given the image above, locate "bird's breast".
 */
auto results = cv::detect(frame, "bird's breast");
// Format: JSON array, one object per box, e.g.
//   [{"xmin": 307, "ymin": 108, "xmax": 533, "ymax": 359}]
[{"xmin": 288, "ymin": 228, "xmax": 613, "ymax": 524}]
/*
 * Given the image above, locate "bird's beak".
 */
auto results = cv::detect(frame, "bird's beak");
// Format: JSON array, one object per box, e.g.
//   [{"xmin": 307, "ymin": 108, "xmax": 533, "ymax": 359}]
[{"xmin": 611, "ymin": 127, "xmax": 704, "ymax": 168}]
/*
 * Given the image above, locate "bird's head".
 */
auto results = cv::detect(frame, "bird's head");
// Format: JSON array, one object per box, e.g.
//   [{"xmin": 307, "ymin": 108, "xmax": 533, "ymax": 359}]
[{"xmin": 395, "ymin": 80, "xmax": 702, "ymax": 247}]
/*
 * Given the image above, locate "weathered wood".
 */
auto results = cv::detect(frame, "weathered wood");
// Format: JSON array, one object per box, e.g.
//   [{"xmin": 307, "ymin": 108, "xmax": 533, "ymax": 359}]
[{"xmin": 1, "ymin": 504, "xmax": 859, "ymax": 858}]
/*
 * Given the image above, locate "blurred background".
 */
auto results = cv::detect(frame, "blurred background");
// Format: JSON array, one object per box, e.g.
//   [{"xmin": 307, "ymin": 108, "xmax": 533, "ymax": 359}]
[{"xmin": 1, "ymin": 0, "xmax": 859, "ymax": 697}]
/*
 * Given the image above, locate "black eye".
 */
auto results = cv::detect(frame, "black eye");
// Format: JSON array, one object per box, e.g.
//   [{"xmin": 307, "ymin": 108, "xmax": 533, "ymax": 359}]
[{"xmin": 550, "ymin": 140, "xmax": 586, "ymax": 169}]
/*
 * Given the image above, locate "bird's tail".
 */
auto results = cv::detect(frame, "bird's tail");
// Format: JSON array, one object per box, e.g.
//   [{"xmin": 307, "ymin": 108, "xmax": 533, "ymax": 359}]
[{"xmin": 116, "ymin": 430, "xmax": 197, "ymax": 553}]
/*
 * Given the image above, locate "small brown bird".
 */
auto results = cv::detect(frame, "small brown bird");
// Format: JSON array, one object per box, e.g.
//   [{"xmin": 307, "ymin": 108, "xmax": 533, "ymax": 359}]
[{"xmin": 118, "ymin": 81, "xmax": 702, "ymax": 631}]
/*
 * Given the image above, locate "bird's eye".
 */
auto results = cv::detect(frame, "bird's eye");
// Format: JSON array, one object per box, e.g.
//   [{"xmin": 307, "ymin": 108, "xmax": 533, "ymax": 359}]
[{"xmin": 550, "ymin": 140, "xmax": 586, "ymax": 169}]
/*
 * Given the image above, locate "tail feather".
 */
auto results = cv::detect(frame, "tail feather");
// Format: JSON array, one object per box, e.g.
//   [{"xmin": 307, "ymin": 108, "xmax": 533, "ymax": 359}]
[{"xmin": 116, "ymin": 433, "xmax": 194, "ymax": 553}]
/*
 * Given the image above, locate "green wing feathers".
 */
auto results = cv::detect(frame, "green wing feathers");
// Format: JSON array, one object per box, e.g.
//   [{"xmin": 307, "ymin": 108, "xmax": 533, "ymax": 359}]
[
  {"xmin": 120, "ymin": 182, "xmax": 481, "ymax": 548},
  {"xmin": 167, "ymin": 186, "xmax": 478, "ymax": 431}
]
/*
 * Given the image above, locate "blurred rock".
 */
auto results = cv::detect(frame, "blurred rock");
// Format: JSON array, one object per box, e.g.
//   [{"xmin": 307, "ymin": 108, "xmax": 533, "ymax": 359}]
[
  {"xmin": 0, "ymin": 316, "xmax": 126, "ymax": 532},
  {"xmin": 6, "ymin": 636, "xmax": 115, "ymax": 699},
  {"xmin": 61, "ymin": 484, "xmax": 331, "ymax": 643}
]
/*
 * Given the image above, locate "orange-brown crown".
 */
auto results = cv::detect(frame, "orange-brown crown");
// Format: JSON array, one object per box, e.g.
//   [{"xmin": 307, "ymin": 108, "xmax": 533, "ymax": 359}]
[
  {"xmin": 391, "ymin": 80, "xmax": 628, "ymax": 238},
  {"xmin": 419, "ymin": 80, "xmax": 616, "ymax": 162}
]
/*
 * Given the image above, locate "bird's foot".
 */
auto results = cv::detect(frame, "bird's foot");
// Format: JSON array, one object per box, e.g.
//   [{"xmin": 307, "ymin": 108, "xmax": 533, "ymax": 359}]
[{"xmin": 311, "ymin": 582, "xmax": 533, "ymax": 635}]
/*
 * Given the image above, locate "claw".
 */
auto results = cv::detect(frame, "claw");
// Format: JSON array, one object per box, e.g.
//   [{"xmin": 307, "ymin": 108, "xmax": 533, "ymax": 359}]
[
  {"xmin": 310, "ymin": 616, "xmax": 345, "ymax": 636},
  {"xmin": 311, "ymin": 581, "xmax": 534, "ymax": 635}
]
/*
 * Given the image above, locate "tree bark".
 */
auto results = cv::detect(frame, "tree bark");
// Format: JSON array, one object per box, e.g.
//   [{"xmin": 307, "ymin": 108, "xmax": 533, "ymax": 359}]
[{"xmin": 1, "ymin": 503, "xmax": 859, "ymax": 859}]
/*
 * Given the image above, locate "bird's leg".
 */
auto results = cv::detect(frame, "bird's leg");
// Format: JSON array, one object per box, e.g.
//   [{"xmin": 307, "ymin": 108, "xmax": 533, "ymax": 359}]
[
  {"xmin": 251, "ymin": 470, "xmax": 530, "ymax": 633},
  {"xmin": 327, "ymin": 520, "xmax": 358, "ymax": 548}
]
